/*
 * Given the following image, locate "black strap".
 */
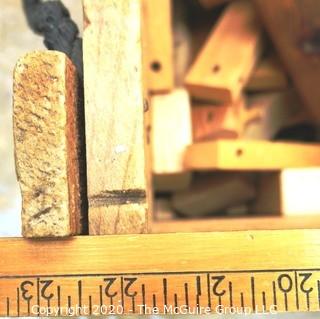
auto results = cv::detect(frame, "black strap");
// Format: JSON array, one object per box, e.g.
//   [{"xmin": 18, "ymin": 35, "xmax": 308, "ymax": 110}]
[{"xmin": 22, "ymin": 0, "xmax": 83, "ymax": 79}]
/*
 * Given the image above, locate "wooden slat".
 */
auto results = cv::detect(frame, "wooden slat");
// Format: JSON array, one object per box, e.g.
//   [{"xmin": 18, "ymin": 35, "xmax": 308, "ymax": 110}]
[
  {"xmin": 142, "ymin": 0, "xmax": 174, "ymax": 92},
  {"xmin": 185, "ymin": 0, "xmax": 263, "ymax": 103},
  {"xmin": 83, "ymin": 0, "xmax": 149, "ymax": 235},
  {"xmin": 254, "ymin": 0, "xmax": 320, "ymax": 122},
  {"xmin": 2, "ymin": 231, "xmax": 320, "ymax": 314},
  {"xmin": 184, "ymin": 140, "xmax": 320, "ymax": 170},
  {"xmin": 1, "ymin": 230, "xmax": 320, "ymax": 274},
  {"xmin": 246, "ymin": 55, "xmax": 289, "ymax": 92},
  {"xmin": 151, "ymin": 216, "xmax": 320, "ymax": 232},
  {"xmin": 13, "ymin": 51, "xmax": 82, "ymax": 238}
]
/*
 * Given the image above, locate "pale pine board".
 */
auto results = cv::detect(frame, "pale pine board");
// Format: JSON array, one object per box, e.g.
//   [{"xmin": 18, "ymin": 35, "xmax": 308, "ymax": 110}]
[{"xmin": 83, "ymin": 0, "xmax": 148, "ymax": 234}]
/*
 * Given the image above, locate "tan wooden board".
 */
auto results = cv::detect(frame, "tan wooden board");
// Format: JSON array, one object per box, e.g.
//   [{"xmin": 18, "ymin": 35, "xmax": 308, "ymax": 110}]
[
  {"xmin": 1, "ymin": 230, "xmax": 320, "ymax": 315},
  {"xmin": 83, "ymin": 0, "xmax": 149, "ymax": 235},
  {"xmin": 184, "ymin": 140, "xmax": 320, "ymax": 171},
  {"xmin": 151, "ymin": 216, "xmax": 320, "ymax": 232}
]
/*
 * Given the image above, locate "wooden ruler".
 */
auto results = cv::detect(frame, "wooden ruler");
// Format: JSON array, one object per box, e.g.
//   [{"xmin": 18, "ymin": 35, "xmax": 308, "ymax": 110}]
[{"xmin": 1, "ymin": 229, "xmax": 320, "ymax": 316}]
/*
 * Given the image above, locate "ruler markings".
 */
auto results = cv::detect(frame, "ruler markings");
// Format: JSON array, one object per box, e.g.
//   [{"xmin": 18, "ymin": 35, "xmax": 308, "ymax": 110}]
[
  {"xmin": 78, "ymin": 280, "xmax": 82, "ymax": 309},
  {"xmin": 132, "ymin": 296, "xmax": 135, "ymax": 314},
  {"xmin": 57, "ymin": 285, "xmax": 61, "ymax": 316},
  {"xmin": 163, "ymin": 278, "xmax": 168, "ymax": 312},
  {"xmin": 27, "ymin": 299, "xmax": 30, "ymax": 316},
  {"xmin": 251, "ymin": 276, "xmax": 256, "ymax": 311},
  {"xmin": 229, "ymin": 281, "xmax": 233, "ymax": 307},
  {"xmin": 184, "ymin": 283, "xmax": 189, "ymax": 307},
  {"xmin": 6, "ymin": 297, "xmax": 9, "ymax": 317},
  {"xmin": 152, "ymin": 293, "xmax": 157, "ymax": 308},
  {"xmin": 240, "ymin": 292, "xmax": 244, "ymax": 308},
  {"xmin": 99, "ymin": 284, "xmax": 103, "ymax": 310},
  {"xmin": 284, "ymin": 292, "xmax": 288, "ymax": 311},
  {"xmin": 317, "ymin": 280, "xmax": 320, "ymax": 309},
  {"xmin": 272, "ymin": 281, "xmax": 277, "ymax": 307},
  {"xmin": 4, "ymin": 267, "xmax": 320, "ymax": 279},
  {"xmin": 262, "ymin": 291, "xmax": 266, "ymax": 309},
  {"xmin": 67, "ymin": 295, "xmax": 71, "ymax": 309},
  {"xmin": 16, "ymin": 287, "xmax": 20, "ymax": 317},
  {"xmin": 141, "ymin": 284, "xmax": 146, "ymax": 314},
  {"xmin": 3, "ymin": 269, "xmax": 320, "ymax": 315},
  {"xmin": 36, "ymin": 277, "xmax": 40, "ymax": 317},
  {"xmin": 88, "ymin": 295, "xmax": 92, "ymax": 315},
  {"xmin": 196, "ymin": 275, "xmax": 201, "ymax": 307},
  {"xmin": 294, "ymin": 271, "xmax": 300, "ymax": 310},
  {"xmin": 206, "ymin": 273, "xmax": 211, "ymax": 309},
  {"xmin": 120, "ymin": 276, "xmax": 124, "ymax": 310}
]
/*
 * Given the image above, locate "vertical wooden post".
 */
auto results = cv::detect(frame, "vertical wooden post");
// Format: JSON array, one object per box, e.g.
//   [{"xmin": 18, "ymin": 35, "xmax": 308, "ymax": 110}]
[{"xmin": 83, "ymin": 0, "xmax": 149, "ymax": 234}]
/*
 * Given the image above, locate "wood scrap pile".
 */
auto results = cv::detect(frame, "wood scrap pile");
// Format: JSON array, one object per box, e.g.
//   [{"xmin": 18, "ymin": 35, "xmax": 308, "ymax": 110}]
[{"xmin": 144, "ymin": 0, "xmax": 320, "ymax": 222}]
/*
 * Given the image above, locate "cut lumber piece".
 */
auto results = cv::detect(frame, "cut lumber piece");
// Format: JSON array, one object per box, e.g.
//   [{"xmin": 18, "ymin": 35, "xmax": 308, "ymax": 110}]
[
  {"xmin": 184, "ymin": 140, "xmax": 320, "ymax": 171},
  {"xmin": 252, "ymin": 169, "xmax": 320, "ymax": 216},
  {"xmin": 0, "ymin": 230, "xmax": 320, "ymax": 273},
  {"xmin": 198, "ymin": 0, "xmax": 231, "ymax": 9},
  {"xmin": 246, "ymin": 55, "xmax": 289, "ymax": 92},
  {"xmin": 192, "ymin": 104, "xmax": 239, "ymax": 141},
  {"xmin": 253, "ymin": 0, "xmax": 320, "ymax": 122},
  {"xmin": 13, "ymin": 51, "xmax": 82, "ymax": 238},
  {"xmin": 152, "ymin": 88, "xmax": 193, "ymax": 174},
  {"xmin": 83, "ymin": 0, "xmax": 148, "ymax": 235},
  {"xmin": 2, "ymin": 230, "xmax": 320, "ymax": 315},
  {"xmin": 143, "ymin": 0, "xmax": 174, "ymax": 92},
  {"xmin": 185, "ymin": 0, "xmax": 263, "ymax": 103},
  {"xmin": 243, "ymin": 90, "xmax": 307, "ymax": 140},
  {"xmin": 172, "ymin": 173, "xmax": 255, "ymax": 217},
  {"xmin": 151, "ymin": 217, "xmax": 320, "ymax": 232}
]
